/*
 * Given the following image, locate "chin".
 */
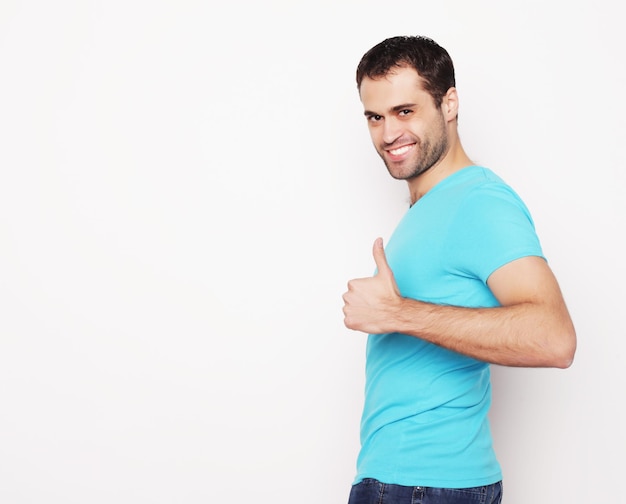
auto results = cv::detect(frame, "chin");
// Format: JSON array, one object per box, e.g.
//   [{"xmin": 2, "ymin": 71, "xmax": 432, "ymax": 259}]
[{"xmin": 385, "ymin": 161, "xmax": 426, "ymax": 180}]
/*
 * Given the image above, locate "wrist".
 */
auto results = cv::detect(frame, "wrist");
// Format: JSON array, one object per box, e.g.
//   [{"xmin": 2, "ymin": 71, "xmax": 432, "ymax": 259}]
[{"xmin": 393, "ymin": 296, "xmax": 424, "ymax": 335}]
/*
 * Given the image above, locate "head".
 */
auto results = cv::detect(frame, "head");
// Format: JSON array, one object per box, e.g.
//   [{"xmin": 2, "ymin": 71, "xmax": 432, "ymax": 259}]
[
  {"xmin": 356, "ymin": 35, "xmax": 456, "ymax": 110},
  {"xmin": 356, "ymin": 36, "xmax": 459, "ymax": 181}
]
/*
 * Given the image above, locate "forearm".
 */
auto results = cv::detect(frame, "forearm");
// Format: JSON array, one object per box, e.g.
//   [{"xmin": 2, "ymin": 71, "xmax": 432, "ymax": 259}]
[
  {"xmin": 342, "ymin": 243, "xmax": 576, "ymax": 368},
  {"xmin": 392, "ymin": 297, "xmax": 575, "ymax": 368}
]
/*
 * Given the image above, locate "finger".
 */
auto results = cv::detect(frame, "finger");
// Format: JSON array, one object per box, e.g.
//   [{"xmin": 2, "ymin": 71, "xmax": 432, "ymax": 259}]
[{"xmin": 372, "ymin": 237, "xmax": 392, "ymax": 276}]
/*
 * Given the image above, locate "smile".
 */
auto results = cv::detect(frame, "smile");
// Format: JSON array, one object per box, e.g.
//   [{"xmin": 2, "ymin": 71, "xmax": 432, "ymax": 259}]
[{"xmin": 387, "ymin": 144, "xmax": 415, "ymax": 156}]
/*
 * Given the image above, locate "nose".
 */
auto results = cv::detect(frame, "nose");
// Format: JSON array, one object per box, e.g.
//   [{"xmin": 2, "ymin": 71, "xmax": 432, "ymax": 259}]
[{"xmin": 382, "ymin": 117, "xmax": 402, "ymax": 145}]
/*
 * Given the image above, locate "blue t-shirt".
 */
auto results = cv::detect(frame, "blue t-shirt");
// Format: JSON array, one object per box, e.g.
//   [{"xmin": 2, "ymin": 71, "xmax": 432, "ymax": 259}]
[{"xmin": 355, "ymin": 166, "xmax": 544, "ymax": 488}]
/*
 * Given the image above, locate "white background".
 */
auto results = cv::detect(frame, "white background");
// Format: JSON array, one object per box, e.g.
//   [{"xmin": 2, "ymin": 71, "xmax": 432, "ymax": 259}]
[{"xmin": 0, "ymin": 1, "xmax": 623, "ymax": 503}]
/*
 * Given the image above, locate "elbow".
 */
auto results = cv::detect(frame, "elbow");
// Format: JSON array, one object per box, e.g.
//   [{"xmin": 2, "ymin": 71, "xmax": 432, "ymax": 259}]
[
  {"xmin": 553, "ymin": 351, "xmax": 575, "ymax": 370},
  {"xmin": 549, "ymin": 325, "xmax": 577, "ymax": 369}
]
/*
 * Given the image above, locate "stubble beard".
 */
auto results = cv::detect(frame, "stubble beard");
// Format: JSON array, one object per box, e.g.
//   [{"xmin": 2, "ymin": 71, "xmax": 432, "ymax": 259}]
[{"xmin": 381, "ymin": 115, "xmax": 449, "ymax": 181}]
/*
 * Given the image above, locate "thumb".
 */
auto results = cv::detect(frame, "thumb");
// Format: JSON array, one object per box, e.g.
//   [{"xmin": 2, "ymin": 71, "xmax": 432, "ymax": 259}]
[{"xmin": 372, "ymin": 237, "xmax": 393, "ymax": 277}]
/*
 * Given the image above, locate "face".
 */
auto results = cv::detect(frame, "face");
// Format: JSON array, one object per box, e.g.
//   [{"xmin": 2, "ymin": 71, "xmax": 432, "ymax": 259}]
[{"xmin": 359, "ymin": 66, "xmax": 449, "ymax": 181}]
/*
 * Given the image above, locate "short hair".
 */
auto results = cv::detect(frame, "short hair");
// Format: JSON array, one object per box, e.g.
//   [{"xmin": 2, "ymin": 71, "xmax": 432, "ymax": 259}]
[{"xmin": 356, "ymin": 35, "xmax": 456, "ymax": 107}]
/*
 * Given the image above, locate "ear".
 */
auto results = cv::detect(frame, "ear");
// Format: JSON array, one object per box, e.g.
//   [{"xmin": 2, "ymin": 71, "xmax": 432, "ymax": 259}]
[{"xmin": 441, "ymin": 87, "xmax": 459, "ymax": 122}]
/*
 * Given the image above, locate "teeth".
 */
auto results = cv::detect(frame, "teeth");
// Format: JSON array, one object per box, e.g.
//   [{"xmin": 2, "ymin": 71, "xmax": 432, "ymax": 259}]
[{"xmin": 389, "ymin": 145, "xmax": 411, "ymax": 156}]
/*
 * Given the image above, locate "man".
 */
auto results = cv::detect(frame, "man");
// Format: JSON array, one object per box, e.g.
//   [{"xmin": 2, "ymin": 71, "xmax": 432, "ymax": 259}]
[{"xmin": 342, "ymin": 36, "xmax": 576, "ymax": 504}]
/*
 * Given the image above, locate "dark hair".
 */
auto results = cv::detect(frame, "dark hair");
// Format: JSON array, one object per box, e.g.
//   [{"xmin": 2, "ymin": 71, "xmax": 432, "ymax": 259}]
[{"xmin": 356, "ymin": 35, "xmax": 456, "ymax": 107}]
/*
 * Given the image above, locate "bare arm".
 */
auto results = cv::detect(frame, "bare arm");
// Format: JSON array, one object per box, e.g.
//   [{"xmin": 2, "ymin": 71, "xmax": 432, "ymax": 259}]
[{"xmin": 342, "ymin": 238, "xmax": 576, "ymax": 368}]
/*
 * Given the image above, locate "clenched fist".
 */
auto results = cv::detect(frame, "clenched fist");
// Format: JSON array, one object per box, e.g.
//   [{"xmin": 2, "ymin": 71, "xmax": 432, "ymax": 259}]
[{"xmin": 342, "ymin": 237, "xmax": 403, "ymax": 334}]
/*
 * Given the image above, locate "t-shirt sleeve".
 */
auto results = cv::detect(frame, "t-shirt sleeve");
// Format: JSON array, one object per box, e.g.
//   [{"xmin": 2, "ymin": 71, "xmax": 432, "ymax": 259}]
[{"xmin": 446, "ymin": 182, "xmax": 544, "ymax": 284}]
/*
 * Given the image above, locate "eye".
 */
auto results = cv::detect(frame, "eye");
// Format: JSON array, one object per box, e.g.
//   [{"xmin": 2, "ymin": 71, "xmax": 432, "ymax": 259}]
[
  {"xmin": 399, "ymin": 109, "xmax": 412, "ymax": 117},
  {"xmin": 367, "ymin": 114, "xmax": 383, "ymax": 123}
]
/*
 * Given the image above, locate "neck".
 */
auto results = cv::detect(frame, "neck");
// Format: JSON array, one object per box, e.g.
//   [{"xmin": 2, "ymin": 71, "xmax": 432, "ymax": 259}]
[{"xmin": 407, "ymin": 138, "xmax": 473, "ymax": 205}]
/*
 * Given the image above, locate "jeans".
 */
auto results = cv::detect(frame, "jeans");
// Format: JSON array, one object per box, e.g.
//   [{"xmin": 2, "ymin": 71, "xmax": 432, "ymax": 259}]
[{"xmin": 348, "ymin": 478, "xmax": 503, "ymax": 504}]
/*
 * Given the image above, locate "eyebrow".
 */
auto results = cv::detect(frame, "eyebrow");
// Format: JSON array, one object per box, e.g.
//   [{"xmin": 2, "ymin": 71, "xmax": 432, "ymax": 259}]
[
  {"xmin": 391, "ymin": 103, "xmax": 417, "ymax": 112},
  {"xmin": 363, "ymin": 103, "xmax": 417, "ymax": 116}
]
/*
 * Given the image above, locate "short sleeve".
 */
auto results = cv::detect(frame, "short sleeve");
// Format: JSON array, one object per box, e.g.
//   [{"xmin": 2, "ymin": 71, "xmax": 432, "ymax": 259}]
[{"xmin": 445, "ymin": 182, "xmax": 544, "ymax": 283}]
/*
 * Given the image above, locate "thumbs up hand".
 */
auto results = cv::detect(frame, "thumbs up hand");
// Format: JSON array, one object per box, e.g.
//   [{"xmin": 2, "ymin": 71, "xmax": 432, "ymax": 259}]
[{"xmin": 342, "ymin": 238, "xmax": 403, "ymax": 334}]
